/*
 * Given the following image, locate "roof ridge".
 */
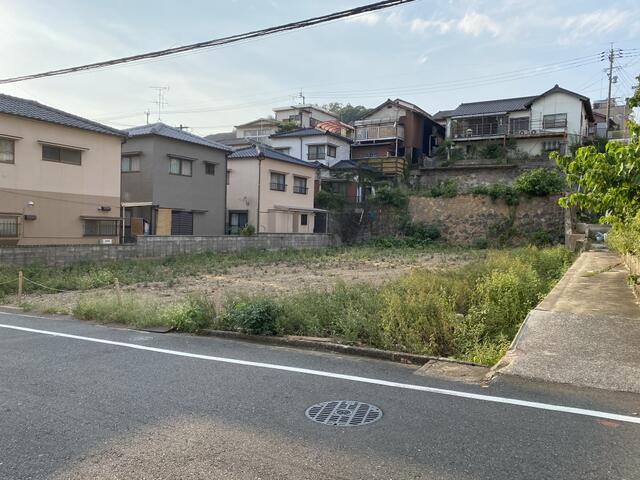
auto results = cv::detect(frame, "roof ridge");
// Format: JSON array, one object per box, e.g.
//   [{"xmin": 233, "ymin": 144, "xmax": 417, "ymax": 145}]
[
  {"xmin": 458, "ymin": 94, "xmax": 538, "ymax": 106},
  {"xmin": 0, "ymin": 93, "xmax": 125, "ymax": 137}
]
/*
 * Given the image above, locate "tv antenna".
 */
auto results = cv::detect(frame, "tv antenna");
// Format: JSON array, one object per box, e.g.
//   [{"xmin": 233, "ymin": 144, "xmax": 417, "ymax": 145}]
[{"xmin": 150, "ymin": 86, "xmax": 169, "ymax": 121}]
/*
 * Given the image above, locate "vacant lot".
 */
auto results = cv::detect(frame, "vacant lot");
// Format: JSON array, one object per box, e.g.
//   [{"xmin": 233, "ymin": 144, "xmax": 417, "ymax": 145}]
[{"xmin": 3, "ymin": 245, "xmax": 479, "ymax": 314}]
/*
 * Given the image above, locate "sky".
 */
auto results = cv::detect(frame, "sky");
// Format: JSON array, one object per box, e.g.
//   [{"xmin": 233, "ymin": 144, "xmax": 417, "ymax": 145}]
[{"xmin": 1, "ymin": 0, "xmax": 639, "ymax": 136}]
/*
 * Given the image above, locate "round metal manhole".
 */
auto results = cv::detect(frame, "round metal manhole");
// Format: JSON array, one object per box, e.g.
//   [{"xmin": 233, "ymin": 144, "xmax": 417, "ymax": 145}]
[{"xmin": 305, "ymin": 400, "xmax": 383, "ymax": 427}]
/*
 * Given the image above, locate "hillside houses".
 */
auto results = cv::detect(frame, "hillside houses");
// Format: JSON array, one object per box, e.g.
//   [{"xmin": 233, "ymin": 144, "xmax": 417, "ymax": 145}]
[{"xmin": 0, "ymin": 82, "xmax": 614, "ymax": 245}]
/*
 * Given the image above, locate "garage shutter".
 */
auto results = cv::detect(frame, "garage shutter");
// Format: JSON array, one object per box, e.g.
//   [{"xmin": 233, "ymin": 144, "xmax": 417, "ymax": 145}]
[{"xmin": 171, "ymin": 211, "xmax": 193, "ymax": 235}]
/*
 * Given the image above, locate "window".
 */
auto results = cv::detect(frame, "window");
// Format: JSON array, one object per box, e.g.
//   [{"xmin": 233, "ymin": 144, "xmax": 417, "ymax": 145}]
[
  {"xmin": 0, "ymin": 215, "xmax": 18, "ymax": 238},
  {"xmin": 543, "ymin": 113, "xmax": 567, "ymax": 129},
  {"xmin": 270, "ymin": 172, "xmax": 286, "ymax": 191},
  {"xmin": 327, "ymin": 145, "xmax": 337, "ymax": 158},
  {"xmin": 293, "ymin": 176, "xmax": 308, "ymax": 194},
  {"xmin": 543, "ymin": 140, "xmax": 561, "ymax": 151},
  {"xmin": 83, "ymin": 220, "xmax": 118, "ymax": 236},
  {"xmin": 169, "ymin": 157, "xmax": 192, "ymax": 176},
  {"xmin": 205, "ymin": 162, "xmax": 216, "ymax": 175},
  {"xmin": 300, "ymin": 214, "xmax": 308, "ymax": 226},
  {"xmin": 308, "ymin": 144, "xmax": 325, "ymax": 160},
  {"xmin": 42, "ymin": 145, "xmax": 81, "ymax": 165},
  {"xmin": 121, "ymin": 156, "xmax": 140, "ymax": 172},
  {"xmin": 0, "ymin": 138, "xmax": 15, "ymax": 164},
  {"xmin": 510, "ymin": 117, "xmax": 530, "ymax": 132}
]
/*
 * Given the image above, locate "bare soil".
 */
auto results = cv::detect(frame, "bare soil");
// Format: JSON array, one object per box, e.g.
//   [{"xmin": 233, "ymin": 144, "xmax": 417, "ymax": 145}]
[{"xmin": 15, "ymin": 250, "xmax": 475, "ymax": 314}]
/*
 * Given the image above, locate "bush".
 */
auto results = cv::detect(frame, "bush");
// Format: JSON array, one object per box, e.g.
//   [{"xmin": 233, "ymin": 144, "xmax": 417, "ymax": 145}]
[
  {"xmin": 315, "ymin": 190, "xmax": 345, "ymax": 211},
  {"xmin": 607, "ymin": 212, "xmax": 640, "ymax": 255},
  {"xmin": 471, "ymin": 184, "xmax": 519, "ymax": 206},
  {"xmin": 370, "ymin": 185, "xmax": 409, "ymax": 208},
  {"xmin": 513, "ymin": 168, "xmax": 564, "ymax": 196},
  {"xmin": 402, "ymin": 221, "xmax": 440, "ymax": 242},
  {"xmin": 220, "ymin": 297, "xmax": 282, "ymax": 335},
  {"xmin": 159, "ymin": 295, "xmax": 216, "ymax": 332},
  {"xmin": 422, "ymin": 179, "xmax": 458, "ymax": 198},
  {"xmin": 379, "ymin": 275, "xmax": 455, "ymax": 355},
  {"xmin": 240, "ymin": 224, "xmax": 256, "ymax": 236}
]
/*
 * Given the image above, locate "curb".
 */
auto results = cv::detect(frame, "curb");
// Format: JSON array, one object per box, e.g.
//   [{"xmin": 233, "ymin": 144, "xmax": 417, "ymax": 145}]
[{"xmin": 202, "ymin": 329, "xmax": 483, "ymax": 367}]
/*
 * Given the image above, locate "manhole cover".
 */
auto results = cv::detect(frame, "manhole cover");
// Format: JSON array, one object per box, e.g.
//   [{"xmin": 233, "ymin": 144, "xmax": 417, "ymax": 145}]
[{"xmin": 305, "ymin": 400, "xmax": 383, "ymax": 427}]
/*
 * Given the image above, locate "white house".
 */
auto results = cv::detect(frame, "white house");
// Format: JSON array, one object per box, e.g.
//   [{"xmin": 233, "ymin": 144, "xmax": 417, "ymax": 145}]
[
  {"xmin": 442, "ymin": 85, "xmax": 594, "ymax": 156},
  {"xmin": 268, "ymin": 127, "xmax": 352, "ymax": 167},
  {"xmin": 273, "ymin": 104, "xmax": 339, "ymax": 128}
]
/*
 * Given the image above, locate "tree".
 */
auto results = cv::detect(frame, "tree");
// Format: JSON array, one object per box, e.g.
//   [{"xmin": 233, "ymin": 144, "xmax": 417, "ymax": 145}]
[
  {"xmin": 276, "ymin": 120, "xmax": 299, "ymax": 133},
  {"xmin": 553, "ymin": 73, "xmax": 640, "ymax": 223},
  {"xmin": 323, "ymin": 103, "xmax": 372, "ymax": 124}
]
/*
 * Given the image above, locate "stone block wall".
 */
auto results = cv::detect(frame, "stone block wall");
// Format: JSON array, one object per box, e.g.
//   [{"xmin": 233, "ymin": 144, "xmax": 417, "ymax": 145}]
[
  {"xmin": 408, "ymin": 195, "xmax": 564, "ymax": 245},
  {"xmin": 416, "ymin": 165, "xmax": 521, "ymax": 193},
  {"xmin": 0, "ymin": 234, "xmax": 336, "ymax": 268}
]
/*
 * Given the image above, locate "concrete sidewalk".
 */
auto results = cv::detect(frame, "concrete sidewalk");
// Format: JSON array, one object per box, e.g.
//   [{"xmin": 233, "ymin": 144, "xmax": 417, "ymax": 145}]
[{"xmin": 502, "ymin": 251, "xmax": 640, "ymax": 393}]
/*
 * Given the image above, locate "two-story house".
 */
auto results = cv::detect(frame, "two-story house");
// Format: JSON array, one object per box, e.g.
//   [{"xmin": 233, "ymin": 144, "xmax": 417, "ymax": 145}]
[
  {"xmin": 121, "ymin": 122, "xmax": 230, "ymax": 237},
  {"xmin": 269, "ymin": 128, "xmax": 352, "ymax": 167},
  {"xmin": 442, "ymin": 85, "xmax": 594, "ymax": 157},
  {"xmin": 226, "ymin": 144, "xmax": 320, "ymax": 233},
  {"xmin": 273, "ymin": 104, "xmax": 339, "ymax": 128},
  {"xmin": 0, "ymin": 94, "xmax": 125, "ymax": 246},
  {"xmin": 351, "ymin": 98, "xmax": 444, "ymax": 174}
]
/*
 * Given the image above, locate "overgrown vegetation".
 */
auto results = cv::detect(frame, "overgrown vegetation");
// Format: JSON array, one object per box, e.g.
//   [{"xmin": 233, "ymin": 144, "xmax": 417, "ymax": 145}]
[
  {"xmin": 555, "ymin": 75, "xmax": 640, "ymax": 256},
  {"xmin": 212, "ymin": 246, "xmax": 573, "ymax": 365},
  {"xmin": 471, "ymin": 168, "xmax": 564, "ymax": 205},
  {"xmin": 73, "ymin": 294, "xmax": 215, "ymax": 332},
  {"xmin": 418, "ymin": 179, "xmax": 458, "ymax": 198}
]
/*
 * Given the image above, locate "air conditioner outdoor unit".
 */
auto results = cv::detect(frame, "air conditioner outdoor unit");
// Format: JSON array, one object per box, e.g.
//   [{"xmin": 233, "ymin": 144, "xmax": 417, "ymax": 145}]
[
  {"xmin": 99, "ymin": 238, "xmax": 113, "ymax": 245},
  {"xmin": 530, "ymin": 130, "xmax": 537, "ymax": 135},
  {"xmin": 519, "ymin": 130, "xmax": 529, "ymax": 135}
]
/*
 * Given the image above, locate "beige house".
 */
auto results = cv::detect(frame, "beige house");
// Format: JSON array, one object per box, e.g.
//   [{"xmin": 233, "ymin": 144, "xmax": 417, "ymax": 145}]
[
  {"xmin": 226, "ymin": 145, "xmax": 322, "ymax": 234},
  {"xmin": 0, "ymin": 94, "xmax": 125, "ymax": 245}
]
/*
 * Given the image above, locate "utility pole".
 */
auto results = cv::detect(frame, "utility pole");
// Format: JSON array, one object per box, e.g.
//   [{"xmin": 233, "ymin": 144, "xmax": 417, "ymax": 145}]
[
  {"xmin": 145, "ymin": 110, "xmax": 150, "ymax": 125},
  {"xmin": 605, "ymin": 44, "xmax": 615, "ymax": 138},
  {"xmin": 298, "ymin": 90, "xmax": 306, "ymax": 104},
  {"xmin": 150, "ymin": 86, "xmax": 169, "ymax": 122}
]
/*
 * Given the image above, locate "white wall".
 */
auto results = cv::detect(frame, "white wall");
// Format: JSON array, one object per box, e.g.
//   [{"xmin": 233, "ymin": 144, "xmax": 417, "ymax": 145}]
[
  {"xmin": 269, "ymin": 134, "xmax": 350, "ymax": 167},
  {"xmin": 530, "ymin": 92, "xmax": 586, "ymax": 137}
]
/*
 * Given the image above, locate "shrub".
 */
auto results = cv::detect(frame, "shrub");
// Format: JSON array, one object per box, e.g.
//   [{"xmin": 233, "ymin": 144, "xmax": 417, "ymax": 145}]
[
  {"xmin": 479, "ymin": 142, "xmax": 507, "ymax": 160},
  {"xmin": 403, "ymin": 221, "xmax": 440, "ymax": 242},
  {"xmin": 220, "ymin": 297, "xmax": 282, "ymax": 335},
  {"xmin": 379, "ymin": 273, "xmax": 456, "ymax": 355},
  {"xmin": 513, "ymin": 168, "xmax": 564, "ymax": 196},
  {"xmin": 159, "ymin": 295, "xmax": 216, "ymax": 332},
  {"xmin": 607, "ymin": 212, "xmax": 640, "ymax": 255},
  {"xmin": 315, "ymin": 190, "xmax": 345, "ymax": 211},
  {"xmin": 240, "ymin": 224, "xmax": 256, "ymax": 236},
  {"xmin": 471, "ymin": 238, "xmax": 489, "ymax": 249},
  {"xmin": 371, "ymin": 185, "xmax": 409, "ymax": 208},
  {"xmin": 423, "ymin": 179, "xmax": 458, "ymax": 198},
  {"xmin": 472, "ymin": 184, "xmax": 519, "ymax": 206}
]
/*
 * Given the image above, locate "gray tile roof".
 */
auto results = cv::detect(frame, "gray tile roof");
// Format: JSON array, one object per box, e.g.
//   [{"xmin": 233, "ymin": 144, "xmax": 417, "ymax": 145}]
[
  {"xmin": 432, "ymin": 110, "xmax": 454, "ymax": 120},
  {"xmin": 0, "ymin": 93, "xmax": 126, "ymax": 137},
  {"xmin": 270, "ymin": 127, "xmax": 352, "ymax": 143},
  {"xmin": 228, "ymin": 144, "xmax": 316, "ymax": 168},
  {"xmin": 448, "ymin": 96, "xmax": 538, "ymax": 117},
  {"xmin": 126, "ymin": 123, "xmax": 232, "ymax": 151}
]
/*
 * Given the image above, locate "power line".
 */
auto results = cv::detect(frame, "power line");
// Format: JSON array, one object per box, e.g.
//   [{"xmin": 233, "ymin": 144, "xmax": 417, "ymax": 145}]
[{"xmin": 0, "ymin": 0, "xmax": 415, "ymax": 85}]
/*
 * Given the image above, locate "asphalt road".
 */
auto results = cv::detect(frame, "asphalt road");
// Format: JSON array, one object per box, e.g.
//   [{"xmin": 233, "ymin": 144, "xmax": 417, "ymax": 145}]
[{"xmin": 1, "ymin": 310, "xmax": 639, "ymax": 480}]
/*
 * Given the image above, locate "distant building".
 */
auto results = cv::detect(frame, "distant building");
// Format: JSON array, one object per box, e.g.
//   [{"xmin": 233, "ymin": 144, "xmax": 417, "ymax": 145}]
[
  {"xmin": 592, "ymin": 98, "xmax": 633, "ymax": 140},
  {"xmin": 441, "ymin": 85, "xmax": 595, "ymax": 156},
  {"xmin": 121, "ymin": 122, "xmax": 230, "ymax": 237},
  {"xmin": 273, "ymin": 104, "xmax": 339, "ymax": 128},
  {"xmin": 226, "ymin": 144, "xmax": 321, "ymax": 234},
  {"xmin": 351, "ymin": 98, "xmax": 444, "ymax": 174},
  {"xmin": 0, "ymin": 94, "xmax": 125, "ymax": 246},
  {"xmin": 269, "ymin": 127, "xmax": 352, "ymax": 167}
]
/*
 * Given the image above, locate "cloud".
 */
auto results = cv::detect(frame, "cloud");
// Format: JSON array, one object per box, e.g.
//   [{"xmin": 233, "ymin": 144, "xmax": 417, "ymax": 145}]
[
  {"xmin": 345, "ymin": 12, "xmax": 380, "ymax": 26},
  {"xmin": 563, "ymin": 9, "xmax": 627, "ymax": 37},
  {"xmin": 410, "ymin": 18, "xmax": 453, "ymax": 34},
  {"xmin": 456, "ymin": 11, "xmax": 501, "ymax": 37},
  {"xmin": 417, "ymin": 54, "xmax": 429, "ymax": 65}
]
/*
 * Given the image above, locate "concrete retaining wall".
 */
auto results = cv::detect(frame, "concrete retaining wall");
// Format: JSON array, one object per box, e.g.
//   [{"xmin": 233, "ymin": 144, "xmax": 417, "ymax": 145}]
[{"xmin": 0, "ymin": 234, "xmax": 336, "ymax": 267}]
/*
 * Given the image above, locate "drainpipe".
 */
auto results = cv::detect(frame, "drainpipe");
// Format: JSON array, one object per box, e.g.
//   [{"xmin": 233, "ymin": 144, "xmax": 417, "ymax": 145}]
[{"xmin": 256, "ymin": 145, "xmax": 264, "ymax": 234}]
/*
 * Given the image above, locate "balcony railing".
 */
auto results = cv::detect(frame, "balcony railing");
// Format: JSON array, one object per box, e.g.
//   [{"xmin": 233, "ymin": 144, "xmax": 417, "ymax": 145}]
[
  {"xmin": 355, "ymin": 124, "xmax": 404, "ymax": 141},
  {"xmin": 293, "ymin": 185, "xmax": 308, "ymax": 194},
  {"xmin": 0, "ymin": 216, "xmax": 18, "ymax": 238},
  {"xmin": 355, "ymin": 156, "xmax": 406, "ymax": 176},
  {"xmin": 451, "ymin": 118, "xmax": 568, "ymax": 139},
  {"xmin": 270, "ymin": 182, "xmax": 286, "ymax": 192}
]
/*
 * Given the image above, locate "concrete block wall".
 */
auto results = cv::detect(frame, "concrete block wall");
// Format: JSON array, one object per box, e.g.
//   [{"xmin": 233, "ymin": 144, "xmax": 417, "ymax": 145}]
[{"xmin": 0, "ymin": 234, "xmax": 336, "ymax": 268}]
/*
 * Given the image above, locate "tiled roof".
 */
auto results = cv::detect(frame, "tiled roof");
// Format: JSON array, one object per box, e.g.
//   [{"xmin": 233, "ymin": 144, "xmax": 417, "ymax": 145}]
[
  {"xmin": 270, "ymin": 127, "xmax": 352, "ymax": 143},
  {"xmin": 228, "ymin": 144, "xmax": 316, "ymax": 168},
  {"xmin": 0, "ymin": 93, "xmax": 126, "ymax": 137},
  {"xmin": 448, "ymin": 96, "xmax": 538, "ymax": 117},
  {"xmin": 432, "ymin": 110, "xmax": 454, "ymax": 121},
  {"xmin": 126, "ymin": 123, "xmax": 232, "ymax": 151}
]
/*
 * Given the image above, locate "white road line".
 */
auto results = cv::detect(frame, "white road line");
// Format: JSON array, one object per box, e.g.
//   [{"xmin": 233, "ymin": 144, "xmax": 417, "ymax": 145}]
[{"xmin": 1, "ymin": 320, "xmax": 639, "ymax": 426}]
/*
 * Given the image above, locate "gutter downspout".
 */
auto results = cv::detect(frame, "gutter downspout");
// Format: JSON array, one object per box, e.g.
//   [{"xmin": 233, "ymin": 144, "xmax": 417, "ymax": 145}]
[{"xmin": 256, "ymin": 145, "xmax": 264, "ymax": 234}]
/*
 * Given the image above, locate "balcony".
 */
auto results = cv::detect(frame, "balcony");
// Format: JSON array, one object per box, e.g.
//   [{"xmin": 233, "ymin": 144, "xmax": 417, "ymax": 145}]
[
  {"xmin": 355, "ymin": 156, "xmax": 406, "ymax": 177},
  {"xmin": 355, "ymin": 123, "xmax": 404, "ymax": 142},
  {"xmin": 450, "ymin": 116, "xmax": 567, "ymax": 140}
]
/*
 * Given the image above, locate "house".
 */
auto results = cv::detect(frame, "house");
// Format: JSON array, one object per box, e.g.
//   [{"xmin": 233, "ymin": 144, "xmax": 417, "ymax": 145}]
[
  {"xmin": 442, "ymin": 85, "xmax": 595, "ymax": 157},
  {"xmin": 592, "ymin": 98, "xmax": 633, "ymax": 140},
  {"xmin": 351, "ymin": 98, "xmax": 444, "ymax": 173},
  {"xmin": 315, "ymin": 119, "xmax": 355, "ymax": 139},
  {"xmin": 320, "ymin": 160, "xmax": 377, "ymax": 205},
  {"xmin": 273, "ymin": 104, "xmax": 339, "ymax": 128},
  {"xmin": 0, "ymin": 93, "xmax": 125, "ymax": 246},
  {"xmin": 121, "ymin": 122, "xmax": 231, "ymax": 238},
  {"xmin": 206, "ymin": 118, "xmax": 279, "ymax": 150},
  {"xmin": 226, "ymin": 144, "xmax": 321, "ymax": 234},
  {"xmin": 269, "ymin": 127, "xmax": 352, "ymax": 167}
]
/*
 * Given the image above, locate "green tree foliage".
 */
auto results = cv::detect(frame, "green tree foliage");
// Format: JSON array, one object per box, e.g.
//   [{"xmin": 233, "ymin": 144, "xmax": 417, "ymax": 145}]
[
  {"xmin": 276, "ymin": 120, "xmax": 299, "ymax": 133},
  {"xmin": 513, "ymin": 168, "xmax": 564, "ymax": 196},
  {"xmin": 323, "ymin": 102, "xmax": 372, "ymax": 124}
]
